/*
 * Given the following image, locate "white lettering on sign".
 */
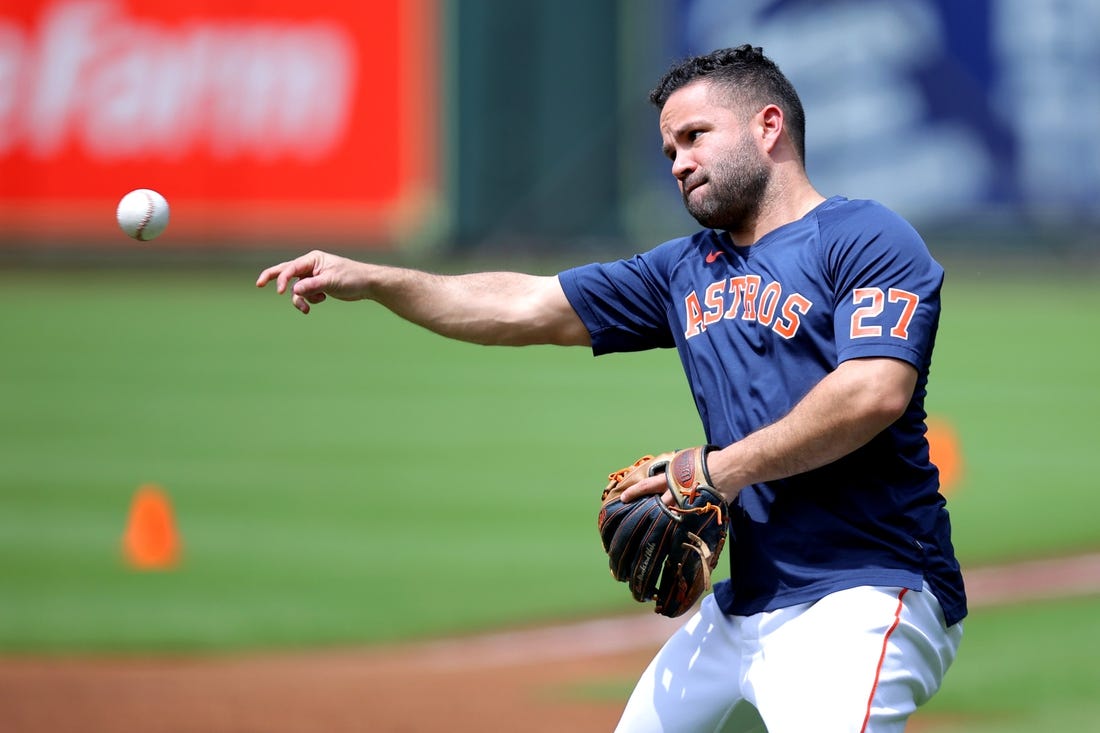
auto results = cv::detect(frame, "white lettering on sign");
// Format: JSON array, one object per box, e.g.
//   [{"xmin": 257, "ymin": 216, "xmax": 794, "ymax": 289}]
[{"xmin": 0, "ymin": 0, "xmax": 357, "ymax": 161}]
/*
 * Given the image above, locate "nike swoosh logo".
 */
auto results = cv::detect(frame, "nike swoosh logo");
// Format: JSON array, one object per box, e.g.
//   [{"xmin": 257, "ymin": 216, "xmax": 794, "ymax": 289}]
[{"xmin": 705, "ymin": 250, "xmax": 725, "ymax": 264}]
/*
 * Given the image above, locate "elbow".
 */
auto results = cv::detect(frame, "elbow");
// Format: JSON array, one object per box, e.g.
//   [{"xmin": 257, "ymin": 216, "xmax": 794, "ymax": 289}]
[
  {"xmin": 873, "ymin": 390, "xmax": 911, "ymax": 426},
  {"xmin": 845, "ymin": 358, "xmax": 917, "ymax": 429},
  {"xmin": 864, "ymin": 371, "xmax": 916, "ymax": 429}
]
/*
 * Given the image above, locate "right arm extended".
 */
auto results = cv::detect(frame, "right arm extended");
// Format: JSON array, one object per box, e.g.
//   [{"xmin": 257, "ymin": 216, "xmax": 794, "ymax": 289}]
[{"xmin": 255, "ymin": 250, "xmax": 591, "ymax": 347}]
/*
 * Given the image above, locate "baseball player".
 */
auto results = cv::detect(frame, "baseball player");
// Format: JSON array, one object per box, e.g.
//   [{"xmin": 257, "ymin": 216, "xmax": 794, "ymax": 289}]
[{"xmin": 257, "ymin": 45, "xmax": 965, "ymax": 732}]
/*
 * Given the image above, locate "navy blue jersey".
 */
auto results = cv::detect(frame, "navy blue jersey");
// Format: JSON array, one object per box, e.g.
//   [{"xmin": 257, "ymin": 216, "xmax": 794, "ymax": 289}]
[{"xmin": 559, "ymin": 196, "xmax": 967, "ymax": 626}]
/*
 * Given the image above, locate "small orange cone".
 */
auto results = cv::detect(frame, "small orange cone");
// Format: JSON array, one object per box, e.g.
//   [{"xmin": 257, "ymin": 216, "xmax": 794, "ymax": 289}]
[
  {"xmin": 122, "ymin": 484, "xmax": 181, "ymax": 570},
  {"xmin": 926, "ymin": 417, "xmax": 963, "ymax": 494}
]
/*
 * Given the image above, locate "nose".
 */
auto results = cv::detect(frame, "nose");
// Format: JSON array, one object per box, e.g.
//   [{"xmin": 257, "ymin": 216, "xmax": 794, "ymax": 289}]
[{"xmin": 671, "ymin": 150, "xmax": 695, "ymax": 183}]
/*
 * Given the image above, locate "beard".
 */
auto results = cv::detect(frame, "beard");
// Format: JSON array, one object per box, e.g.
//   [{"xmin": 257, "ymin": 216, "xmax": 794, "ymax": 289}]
[{"xmin": 681, "ymin": 134, "xmax": 770, "ymax": 232}]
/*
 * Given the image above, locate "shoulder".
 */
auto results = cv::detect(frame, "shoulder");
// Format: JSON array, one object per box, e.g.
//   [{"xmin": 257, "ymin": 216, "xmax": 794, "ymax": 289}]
[
  {"xmin": 814, "ymin": 197, "xmax": 941, "ymax": 294},
  {"xmin": 558, "ymin": 229, "xmax": 717, "ymax": 300},
  {"xmin": 815, "ymin": 197, "xmax": 923, "ymax": 243},
  {"xmin": 813, "ymin": 197, "xmax": 933, "ymax": 267},
  {"xmin": 585, "ymin": 229, "xmax": 720, "ymax": 279},
  {"xmin": 646, "ymin": 229, "xmax": 717, "ymax": 266}
]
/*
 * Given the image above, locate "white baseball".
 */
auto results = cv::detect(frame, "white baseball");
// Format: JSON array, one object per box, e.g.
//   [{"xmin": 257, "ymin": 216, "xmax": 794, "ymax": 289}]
[{"xmin": 117, "ymin": 189, "xmax": 170, "ymax": 241}]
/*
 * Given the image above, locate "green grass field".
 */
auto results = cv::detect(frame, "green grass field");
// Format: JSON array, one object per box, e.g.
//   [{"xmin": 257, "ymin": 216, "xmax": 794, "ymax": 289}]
[
  {"xmin": 0, "ymin": 264, "xmax": 704, "ymax": 651},
  {"xmin": 917, "ymin": 594, "xmax": 1100, "ymax": 732},
  {"xmin": 1, "ymin": 261, "xmax": 1098, "ymax": 727}
]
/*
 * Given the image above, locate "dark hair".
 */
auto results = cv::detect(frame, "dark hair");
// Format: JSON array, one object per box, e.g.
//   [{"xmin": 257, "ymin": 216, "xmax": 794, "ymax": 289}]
[{"xmin": 649, "ymin": 44, "xmax": 806, "ymax": 164}]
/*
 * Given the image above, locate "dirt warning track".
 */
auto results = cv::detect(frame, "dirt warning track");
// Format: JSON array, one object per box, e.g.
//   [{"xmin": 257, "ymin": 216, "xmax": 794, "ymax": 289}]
[{"xmin": 2, "ymin": 553, "xmax": 1098, "ymax": 733}]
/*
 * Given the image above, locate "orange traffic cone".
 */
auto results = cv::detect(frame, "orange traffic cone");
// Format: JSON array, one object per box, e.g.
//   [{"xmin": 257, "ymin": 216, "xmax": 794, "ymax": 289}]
[
  {"xmin": 122, "ymin": 484, "xmax": 182, "ymax": 570},
  {"xmin": 926, "ymin": 417, "xmax": 963, "ymax": 494}
]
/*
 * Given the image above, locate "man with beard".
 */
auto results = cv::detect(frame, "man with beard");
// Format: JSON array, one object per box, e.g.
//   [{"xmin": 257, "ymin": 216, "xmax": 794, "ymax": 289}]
[{"xmin": 256, "ymin": 45, "xmax": 966, "ymax": 733}]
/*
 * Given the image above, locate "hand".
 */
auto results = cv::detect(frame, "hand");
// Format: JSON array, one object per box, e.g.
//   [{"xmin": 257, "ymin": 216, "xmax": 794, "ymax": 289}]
[
  {"xmin": 255, "ymin": 250, "xmax": 369, "ymax": 314},
  {"xmin": 619, "ymin": 474, "xmax": 673, "ymax": 505},
  {"xmin": 613, "ymin": 446, "xmax": 725, "ymax": 505}
]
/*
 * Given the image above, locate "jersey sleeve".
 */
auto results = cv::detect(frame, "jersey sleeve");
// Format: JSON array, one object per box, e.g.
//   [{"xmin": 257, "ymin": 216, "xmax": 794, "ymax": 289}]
[
  {"xmin": 823, "ymin": 202, "xmax": 944, "ymax": 369},
  {"xmin": 557, "ymin": 243, "xmax": 680, "ymax": 355}
]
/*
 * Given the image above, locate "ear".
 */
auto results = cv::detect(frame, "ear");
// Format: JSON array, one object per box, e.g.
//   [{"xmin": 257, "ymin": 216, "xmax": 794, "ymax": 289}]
[{"xmin": 757, "ymin": 104, "xmax": 784, "ymax": 154}]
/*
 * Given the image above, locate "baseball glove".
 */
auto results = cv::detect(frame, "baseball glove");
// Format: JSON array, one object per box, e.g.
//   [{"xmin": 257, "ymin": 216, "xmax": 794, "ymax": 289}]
[{"xmin": 597, "ymin": 446, "xmax": 729, "ymax": 618}]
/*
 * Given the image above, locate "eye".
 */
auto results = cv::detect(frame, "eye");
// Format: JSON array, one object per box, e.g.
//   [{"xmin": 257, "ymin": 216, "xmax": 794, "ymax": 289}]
[{"xmin": 662, "ymin": 127, "xmax": 705, "ymax": 161}]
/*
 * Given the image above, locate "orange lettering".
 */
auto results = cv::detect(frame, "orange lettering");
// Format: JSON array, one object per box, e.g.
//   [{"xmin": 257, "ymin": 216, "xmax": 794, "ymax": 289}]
[
  {"xmin": 703, "ymin": 281, "xmax": 725, "ymax": 326},
  {"xmin": 888, "ymin": 288, "xmax": 919, "ymax": 339},
  {"xmin": 757, "ymin": 281, "xmax": 782, "ymax": 327},
  {"xmin": 687, "ymin": 277, "xmax": 814, "ymax": 341},
  {"xmin": 774, "ymin": 293, "xmax": 812, "ymax": 339},
  {"xmin": 850, "ymin": 287, "xmax": 920, "ymax": 340},
  {"xmin": 724, "ymin": 276, "xmax": 745, "ymax": 320},
  {"xmin": 850, "ymin": 287, "xmax": 884, "ymax": 338},
  {"xmin": 741, "ymin": 275, "xmax": 762, "ymax": 321},
  {"xmin": 684, "ymin": 291, "xmax": 705, "ymax": 338}
]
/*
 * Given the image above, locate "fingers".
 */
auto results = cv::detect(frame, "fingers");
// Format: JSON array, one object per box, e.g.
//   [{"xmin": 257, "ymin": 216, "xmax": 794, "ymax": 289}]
[
  {"xmin": 619, "ymin": 474, "xmax": 669, "ymax": 504},
  {"xmin": 256, "ymin": 252, "xmax": 332, "ymax": 315},
  {"xmin": 257, "ymin": 250, "xmax": 367, "ymax": 315},
  {"xmin": 255, "ymin": 261, "xmax": 293, "ymax": 292},
  {"xmin": 255, "ymin": 252, "xmax": 323, "ymax": 294},
  {"xmin": 291, "ymin": 293, "xmax": 312, "ymax": 314},
  {"xmin": 255, "ymin": 262, "xmax": 297, "ymax": 294}
]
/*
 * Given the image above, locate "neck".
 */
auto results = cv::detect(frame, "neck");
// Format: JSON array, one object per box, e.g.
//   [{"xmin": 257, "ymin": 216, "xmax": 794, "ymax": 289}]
[{"xmin": 726, "ymin": 173, "xmax": 825, "ymax": 247}]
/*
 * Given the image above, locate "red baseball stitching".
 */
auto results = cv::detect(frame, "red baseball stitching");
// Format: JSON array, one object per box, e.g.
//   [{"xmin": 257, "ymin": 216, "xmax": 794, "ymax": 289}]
[{"xmin": 136, "ymin": 191, "xmax": 155, "ymax": 240}]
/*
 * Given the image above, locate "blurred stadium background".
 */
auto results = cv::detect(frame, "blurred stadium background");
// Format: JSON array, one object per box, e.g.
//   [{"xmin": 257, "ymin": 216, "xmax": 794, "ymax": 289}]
[{"xmin": 2, "ymin": 1, "xmax": 1098, "ymax": 731}]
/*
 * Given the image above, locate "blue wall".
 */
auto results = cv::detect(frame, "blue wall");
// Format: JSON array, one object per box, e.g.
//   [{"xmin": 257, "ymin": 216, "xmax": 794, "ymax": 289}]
[{"xmin": 666, "ymin": 0, "xmax": 1099, "ymax": 229}]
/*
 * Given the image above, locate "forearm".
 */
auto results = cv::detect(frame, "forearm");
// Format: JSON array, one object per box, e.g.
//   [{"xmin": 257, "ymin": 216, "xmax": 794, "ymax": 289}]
[
  {"xmin": 257, "ymin": 250, "xmax": 591, "ymax": 346},
  {"xmin": 706, "ymin": 358, "xmax": 917, "ymax": 498},
  {"xmin": 363, "ymin": 265, "xmax": 588, "ymax": 347}
]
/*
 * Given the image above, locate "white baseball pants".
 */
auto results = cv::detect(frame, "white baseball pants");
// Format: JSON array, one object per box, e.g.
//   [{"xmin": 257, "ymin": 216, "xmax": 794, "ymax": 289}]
[{"xmin": 615, "ymin": 584, "xmax": 963, "ymax": 733}]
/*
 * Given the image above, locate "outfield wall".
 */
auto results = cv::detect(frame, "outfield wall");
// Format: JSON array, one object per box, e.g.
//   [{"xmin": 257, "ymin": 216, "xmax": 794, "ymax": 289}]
[
  {"xmin": 1, "ymin": 0, "xmax": 1097, "ymax": 254},
  {"xmin": 0, "ymin": 0, "xmax": 439, "ymax": 247}
]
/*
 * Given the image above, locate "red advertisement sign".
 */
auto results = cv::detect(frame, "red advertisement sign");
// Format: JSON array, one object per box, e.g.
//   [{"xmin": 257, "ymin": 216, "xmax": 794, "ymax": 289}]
[{"xmin": 0, "ymin": 0, "xmax": 438, "ymax": 245}]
